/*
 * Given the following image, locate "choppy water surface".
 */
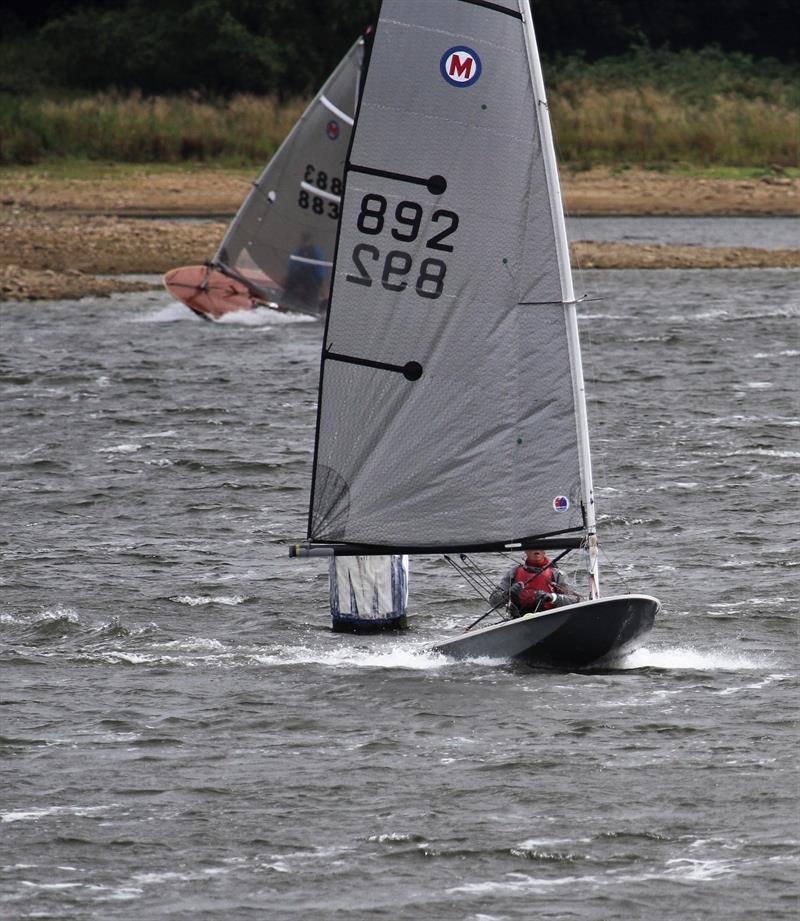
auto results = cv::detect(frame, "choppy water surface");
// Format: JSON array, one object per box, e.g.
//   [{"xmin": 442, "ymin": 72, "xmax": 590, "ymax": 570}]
[{"xmin": 1, "ymin": 267, "xmax": 798, "ymax": 920}]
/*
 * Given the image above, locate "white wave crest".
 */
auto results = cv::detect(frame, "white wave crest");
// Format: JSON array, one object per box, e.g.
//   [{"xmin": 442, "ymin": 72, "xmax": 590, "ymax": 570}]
[
  {"xmin": 2, "ymin": 803, "xmax": 121, "ymax": 823},
  {"xmin": 153, "ymin": 637, "xmax": 227, "ymax": 652},
  {"xmin": 216, "ymin": 306, "xmax": 317, "ymax": 326},
  {"xmin": 138, "ymin": 302, "xmax": 200, "ymax": 322},
  {"xmin": 616, "ymin": 645, "xmax": 772, "ymax": 671},
  {"xmin": 1, "ymin": 607, "xmax": 80, "ymax": 626},
  {"xmin": 170, "ymin": 595, "xmax": 247, "ymax": 606},
  {"xmin": 98, "ymin": 443, "xmax": 142, "ymax": 454}
]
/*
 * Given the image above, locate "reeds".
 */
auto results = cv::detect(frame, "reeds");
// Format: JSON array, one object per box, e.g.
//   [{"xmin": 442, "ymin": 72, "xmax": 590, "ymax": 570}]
[
  {"xmin": 0, "ymin": 91, "xmax": 306, "ymax": 166},
  {"xmin": 0, "ymin": 70, "xmax": 797, "ymax": 168},
  {"xmin": 549, "ymin": 85, "xmax": 799, "ymax": 168}
]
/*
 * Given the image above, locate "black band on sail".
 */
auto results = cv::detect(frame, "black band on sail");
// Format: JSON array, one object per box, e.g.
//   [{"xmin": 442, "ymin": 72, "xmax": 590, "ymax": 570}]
[
  {"xmin": 291, "ymin": 529, "xmax": 586, "ymax": 557},
  {"xmin": 455, "ymin": 0, "xmax": 523, "ymax": 19},
  {"xmin": 324, "ymin": 348, "xmax": 423, "ymax": 382},
  {"xmin": 348, "ymin": 163, "xmax": 447, "ymax": 196}
]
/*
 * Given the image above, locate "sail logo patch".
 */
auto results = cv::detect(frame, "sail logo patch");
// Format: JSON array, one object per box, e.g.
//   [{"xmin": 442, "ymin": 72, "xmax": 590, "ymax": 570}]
[
  {"xmin": 326, "ymin": 119, "xmax": 340, "ymax": 140},
  {"xmin": 440, "ymin": 46, "xmax": 482, "ymax": 87},
  {"xmin": 553, "ymin": 496, "xmax": 570, "ymax": 512}
]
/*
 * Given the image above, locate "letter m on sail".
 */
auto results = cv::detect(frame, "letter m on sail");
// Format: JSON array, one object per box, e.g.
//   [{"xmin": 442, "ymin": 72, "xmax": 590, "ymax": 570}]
[
  {"xmin": 449, "ymin": 54, "xmax": 473, "ymax": 80},
  {"xmin": 441, "ymin": 46, "xmax": 481, "ymax": 87}
]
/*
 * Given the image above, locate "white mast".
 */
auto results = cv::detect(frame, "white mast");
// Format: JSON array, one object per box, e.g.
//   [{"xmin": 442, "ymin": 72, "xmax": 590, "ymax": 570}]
[{"xmin": 518, "ymin": 0, "xmax": 600, "ymax": 597}]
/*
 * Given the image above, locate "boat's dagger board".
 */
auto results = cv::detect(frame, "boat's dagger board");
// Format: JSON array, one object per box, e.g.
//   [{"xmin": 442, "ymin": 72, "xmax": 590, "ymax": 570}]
[{"xmin": 433, "ymin": 595, "xmax": 660, "ymax": 667}]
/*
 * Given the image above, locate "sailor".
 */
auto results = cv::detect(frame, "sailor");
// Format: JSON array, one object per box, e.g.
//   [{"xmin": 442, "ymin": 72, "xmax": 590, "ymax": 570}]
[
  {"xmin": 489, "ymin": 548, "xmax": 581, "ymax": 618},
  {"xmin": 283, "ymin": 231, "xmax": 328, "ymax": 310}
]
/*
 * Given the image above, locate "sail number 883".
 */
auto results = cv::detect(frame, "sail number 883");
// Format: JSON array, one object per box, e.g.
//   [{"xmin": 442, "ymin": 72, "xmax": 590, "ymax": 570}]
[{"xmin": 346, "ymin": 193, "xmax": 459, "ymax": 300}]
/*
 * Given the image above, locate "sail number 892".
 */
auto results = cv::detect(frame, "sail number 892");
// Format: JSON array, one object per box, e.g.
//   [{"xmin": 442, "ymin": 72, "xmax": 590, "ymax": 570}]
[{"xmin": 346, "ymin": 194, "xmax": 459, "ymax": 300}]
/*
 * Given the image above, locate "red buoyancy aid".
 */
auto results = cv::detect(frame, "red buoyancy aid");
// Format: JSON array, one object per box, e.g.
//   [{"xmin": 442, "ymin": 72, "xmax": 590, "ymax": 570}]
[{"xmin": 514, "ymin": 563, "xmax": 556, "ymax": 611}]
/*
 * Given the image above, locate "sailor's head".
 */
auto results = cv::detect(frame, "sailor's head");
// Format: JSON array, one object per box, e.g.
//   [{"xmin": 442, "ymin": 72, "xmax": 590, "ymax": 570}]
[{"xmin": 524, "ymin": 548, "xmax": 547, "ymax": 566}]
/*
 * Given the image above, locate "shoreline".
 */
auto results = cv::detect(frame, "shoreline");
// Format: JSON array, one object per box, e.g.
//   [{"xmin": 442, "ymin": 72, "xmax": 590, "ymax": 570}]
[{"xmin": 1, "ymin": 167, "xmax": 798, "ymax": 302}]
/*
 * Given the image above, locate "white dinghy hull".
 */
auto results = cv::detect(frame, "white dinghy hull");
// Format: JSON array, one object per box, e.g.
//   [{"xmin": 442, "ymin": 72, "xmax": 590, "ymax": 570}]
[{"xmin": 433, "ymin": 595, "xmax": 660, "ymax": 668}]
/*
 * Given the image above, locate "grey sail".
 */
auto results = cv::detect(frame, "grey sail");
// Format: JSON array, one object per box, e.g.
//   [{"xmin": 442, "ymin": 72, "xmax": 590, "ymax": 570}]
[
  {"xmin": 309, "ymin": 0, "xmax": 596, "ymax": 558},
  {"xmin": 213, "ymin": 39, "xmax": 363, "ymax": 314}
]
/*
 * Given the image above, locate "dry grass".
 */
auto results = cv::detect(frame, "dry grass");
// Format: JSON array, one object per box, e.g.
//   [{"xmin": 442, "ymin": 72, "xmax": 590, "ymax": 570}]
[
  {"xmin": 0, "ymin": 92, "xmax": 306, "ymax": 165},
  {"xmin": 0, "ymin": 83, "xmax": 797, "ymax": 168},
  {"xmin": 550, "ymin": 86, "xmax": 799, "ymax": 167}
]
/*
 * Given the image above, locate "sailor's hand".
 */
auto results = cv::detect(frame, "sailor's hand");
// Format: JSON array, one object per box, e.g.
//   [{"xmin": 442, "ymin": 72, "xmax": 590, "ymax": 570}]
[
  {"xmin": 511, "ymin": 581, "xmax": 524, "ymax": 595},
  {"xmin": 537, "ymin": 590, "xmax": 558, "ymax": 603}
]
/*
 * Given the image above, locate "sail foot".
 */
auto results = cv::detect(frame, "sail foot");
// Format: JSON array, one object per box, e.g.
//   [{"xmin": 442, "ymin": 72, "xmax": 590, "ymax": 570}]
[{"xmin": 290, "ymin": 532, "xmax": 586, "ymax": 558}]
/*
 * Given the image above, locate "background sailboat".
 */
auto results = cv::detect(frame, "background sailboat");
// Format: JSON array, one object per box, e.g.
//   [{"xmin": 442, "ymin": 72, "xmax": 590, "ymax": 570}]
[
  {"xmin": 291, "ymin": 0, "xmax": 659, "ymax": 665},
  {"xmin": 164, "ymin": 38, "xmax": 364, "ymax": 320}
]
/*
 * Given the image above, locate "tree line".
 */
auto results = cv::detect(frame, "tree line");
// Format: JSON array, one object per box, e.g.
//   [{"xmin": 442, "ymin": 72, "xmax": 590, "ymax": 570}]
[{"xmin": 2, "ymin": 0, "xmax": 797, "ymax": 97}]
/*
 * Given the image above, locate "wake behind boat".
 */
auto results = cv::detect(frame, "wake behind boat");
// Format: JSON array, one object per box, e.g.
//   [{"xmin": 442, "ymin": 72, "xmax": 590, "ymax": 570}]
[{"xmin": 289, "ymin": 0, "xmax": 660, "ymax": 661}]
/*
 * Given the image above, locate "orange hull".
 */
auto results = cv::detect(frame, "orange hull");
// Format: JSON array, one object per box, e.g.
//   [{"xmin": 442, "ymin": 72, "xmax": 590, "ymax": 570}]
[{"xmin": 163, "ymin": 265, "xmax": 277, "ymax": 320}]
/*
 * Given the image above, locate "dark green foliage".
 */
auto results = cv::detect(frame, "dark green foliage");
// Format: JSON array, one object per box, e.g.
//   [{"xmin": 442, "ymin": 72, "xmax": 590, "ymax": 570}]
[
  {"xmin": 531, "ymin": 0, "xmax": 798, "ymax": 61},
  {"xmin": 0, "ymin": 0, "xmax": 795, "ymax": 96},
  {"xmin": 2, "ymin": 0, "xmax": 382, "ymax": 96},
  {"xmin": 545, "ymin": 45, "xmax": 800, "ymax": 108},
  {"xmin": 39, "ymin": 2, "xmax": 283, "ymax": 95}
]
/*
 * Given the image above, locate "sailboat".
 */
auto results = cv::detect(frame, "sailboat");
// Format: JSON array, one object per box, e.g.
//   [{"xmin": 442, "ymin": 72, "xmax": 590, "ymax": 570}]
[
  {"xmin": 164, "ymin": 38, "xmax": 364, "ymax": 320},
  {"xmin": 290, "ymin": 0, "xmax": 659, "ymax": 667}
]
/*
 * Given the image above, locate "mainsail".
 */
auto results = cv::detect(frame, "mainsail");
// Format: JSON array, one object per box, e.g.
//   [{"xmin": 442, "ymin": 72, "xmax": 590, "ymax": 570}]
[
  {"xmin": 303, "ymin": 0, "xmax": 598, "ymax": 594},
  {"xmin": 214, "ymin": 38, "xmax": 363, "ymax": 314}
]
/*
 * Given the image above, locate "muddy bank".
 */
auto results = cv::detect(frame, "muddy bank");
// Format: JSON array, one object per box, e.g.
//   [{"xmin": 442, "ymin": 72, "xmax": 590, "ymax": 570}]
[
  {"xmin": 1, "ymin": 167, "xmax": 798, "ymax": 301},
  {"xmin": 3, "ymin": 166, "xmax": 798, "ymax": 217}
]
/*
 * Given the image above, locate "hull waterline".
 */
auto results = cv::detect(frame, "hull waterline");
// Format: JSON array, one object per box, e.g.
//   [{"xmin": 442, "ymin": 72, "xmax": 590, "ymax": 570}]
[{"xmin": 433, "ymin": 595, "xmax": 660, "ymax": 668}]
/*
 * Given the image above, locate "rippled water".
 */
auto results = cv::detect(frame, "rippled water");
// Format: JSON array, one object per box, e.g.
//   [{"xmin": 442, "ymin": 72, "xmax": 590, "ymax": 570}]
[
  {"xmin": 2, "ymin": 266, "xmax": 798, "ymax": 919},
  {"xmin": 567, "ymin": 215, "xmax": 800, "ymax": 250}
]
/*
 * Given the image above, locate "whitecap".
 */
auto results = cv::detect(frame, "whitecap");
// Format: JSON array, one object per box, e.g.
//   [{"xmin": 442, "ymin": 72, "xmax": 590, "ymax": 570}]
[
  {"xmin": 2, "ymin": 804, "xmax": 121, "ymax": 823},
  {"xmin": 262, "ymin": 845, "xmax": 353, "ymax": 873},
  {"xmin": 664, "ymin": 857, "xmax": 737, "ymax": 881},
  {"xmin": 724, "ymin": 447, "xmax": 800, "ymax": 459},
  {"xmin": 5, "ymin": 607, "xmax": 81, "ymax": 626},
  {"xmin": 170, "ymin": 595, "xmax": 247, "ymax": 606},
  {"xmin": 449, "ymin": 873, "xmax": 587, "ymax": 895},
  {"xmin": 132, "ymin": 871, "xmax": 205, "ymax": 884},
  {"xmin": 617, "ymin": 646, "xmax": 772, "ymax": 671},
  {"xmin": 98, "ymin": 444, "xmax": 142, "ymax": 454},
  {"xmin": 153, "ymin": 637, "xmax": 227, "ymax": 652}
]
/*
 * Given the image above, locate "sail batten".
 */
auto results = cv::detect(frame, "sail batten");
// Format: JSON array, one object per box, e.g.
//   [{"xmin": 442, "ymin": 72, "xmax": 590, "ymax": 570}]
[
  {"xmin": 307, "ymin": 1, "xmax": 596, "ymax": 568},
  {"xmin": 321, "ymin": 95, "xmax": 355, "ymax": 126}
]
